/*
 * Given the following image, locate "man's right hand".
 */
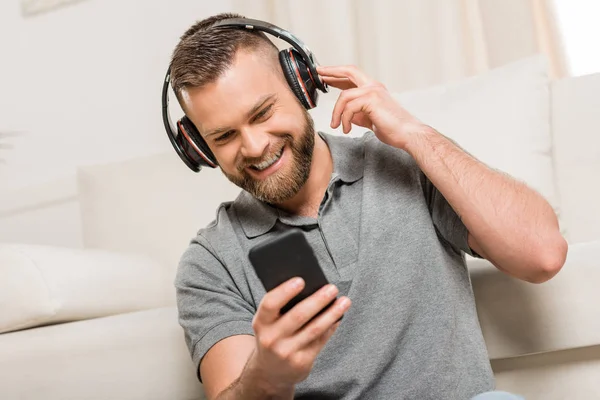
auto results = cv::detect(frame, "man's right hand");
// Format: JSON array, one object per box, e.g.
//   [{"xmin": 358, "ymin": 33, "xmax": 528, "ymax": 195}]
[{"xmin": 248, "ymin": 277, "xmax": 351, "ymax": 394}]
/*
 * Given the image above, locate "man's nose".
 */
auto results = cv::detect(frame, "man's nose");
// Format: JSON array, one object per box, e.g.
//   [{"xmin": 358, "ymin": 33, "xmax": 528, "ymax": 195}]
[{"xmin": 239, "ymin": 127, "xmax": 269, "ymax": 159}]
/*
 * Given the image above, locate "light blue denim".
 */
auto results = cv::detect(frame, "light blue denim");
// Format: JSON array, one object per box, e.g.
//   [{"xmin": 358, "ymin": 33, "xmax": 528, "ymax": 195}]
[{"xmin": 471, "ymin": 391, "xmax": 525, "ymax": 400}]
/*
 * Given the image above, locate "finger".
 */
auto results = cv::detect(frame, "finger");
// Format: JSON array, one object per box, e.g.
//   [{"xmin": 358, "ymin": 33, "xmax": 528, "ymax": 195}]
[
  {"xmin": 340, "ymin": 97, "xmax": 368, "ymax": 134},
  {"xmin": 273, "ymin": 307, "xmax": 345, "ymax": 373},
  {"xmin": 297, "ymin": 321, "xmax": 341, "ymax": 363},
  {"xmin": 255, "ymin": 277, "xmax": 305, "ymax": 325},
  {"xmin": 331, "ymin": 86, "xmax": 371, "ymax": 129},
  {"xmin": 277, "ymin": 283, "xmax": 340, "ymax": 337},
  {"xmin": 293, "ymin": 296, "xmax": 350, "ymax": 351},
  {"xmin": 341, "ymin": 96, "xmax": 376, "ymax": 134},
  {"xmin": 315, "ymin": 320, "xmax": 340, "ymax": 347},
  {"xmin": 320, "ymin": 76, "xmax": 356, "ymax": 90},
  {"xmin": 317, "ymin": 65, "xmax": 372, "ymax": 87}
]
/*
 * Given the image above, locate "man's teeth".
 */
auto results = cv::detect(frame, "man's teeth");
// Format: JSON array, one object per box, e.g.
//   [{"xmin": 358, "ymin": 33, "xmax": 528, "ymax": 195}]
[{"xmin": 251, "ymin": 148, "xmax": 283, "ymax": 171}]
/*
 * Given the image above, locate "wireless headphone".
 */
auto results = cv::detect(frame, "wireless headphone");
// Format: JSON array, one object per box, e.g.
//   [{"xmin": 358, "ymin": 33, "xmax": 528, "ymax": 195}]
[{"xmin": 161, "ymin": 17, "xmax": 329, "ymax": 172}]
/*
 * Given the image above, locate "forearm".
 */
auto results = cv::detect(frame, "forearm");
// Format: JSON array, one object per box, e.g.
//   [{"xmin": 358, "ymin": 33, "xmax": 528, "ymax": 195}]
[
  {"xmin": 215, "ymin": 352, "xmax": 294, "ymax": 400},
  {"xmin": 216, "ymin": 381, "xmax": 293, "ymax": 400},
  {"xmin": 405, "ymin": 126, "xmax": 567, "ymax": 283}
]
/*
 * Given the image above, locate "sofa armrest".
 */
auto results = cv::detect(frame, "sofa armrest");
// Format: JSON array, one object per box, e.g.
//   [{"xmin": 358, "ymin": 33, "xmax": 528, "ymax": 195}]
[
  {"xmin": 0, "ymin": 307, "xmax": 204, "ymax": 400},
  {"xmin": 468, "ymin": 240, "xmax": 600, "ymax": 359},
  {"xmin": 0, "ymin": 243, "xmax": 175, "ymax": 334}
]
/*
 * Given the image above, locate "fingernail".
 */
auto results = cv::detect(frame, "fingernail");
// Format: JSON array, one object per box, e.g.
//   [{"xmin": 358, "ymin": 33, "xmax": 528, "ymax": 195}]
[
  {"xmin": 327, "ymin": 284, "xmax": 338, "ymax": 296},
  {"xmin": 292, "ymin": 278, "xmax": 304, "ymax": 288},
  {"xmin": 338, "ymin": 297, "xmax": 351, "ymax": 309}
]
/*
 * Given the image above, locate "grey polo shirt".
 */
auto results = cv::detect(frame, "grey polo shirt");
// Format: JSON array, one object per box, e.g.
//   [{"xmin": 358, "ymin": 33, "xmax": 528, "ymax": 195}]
[{"xmin": 175, "ymin": 131, "xmax": 495, "ymax": 399}]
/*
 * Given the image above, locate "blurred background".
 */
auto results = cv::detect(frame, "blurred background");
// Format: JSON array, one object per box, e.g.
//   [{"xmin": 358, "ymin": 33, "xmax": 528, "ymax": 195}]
[{"xmin": 0, "ymin": 0, "xmax": 597, "ymax": 193}]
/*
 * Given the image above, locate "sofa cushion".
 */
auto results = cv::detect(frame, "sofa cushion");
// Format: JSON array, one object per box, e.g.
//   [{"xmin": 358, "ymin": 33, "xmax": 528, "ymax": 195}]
[
  {"xmin": 310, "ymin": 54, "xmax": 560, "ymax": 225},
  {"xmin": 77, "ymin": 153, "xmax": 242, "ymax": 278},
  {"xmin": 468, "ymin": 240, "xmax": 600, "ymax": 359},
  {"xmin": 0, "ymin": 307, "xmax": 204, "ymax": 400},
  {"xmin": 0, "ymin": 243, "xmax": 173, "ymax": 334}
]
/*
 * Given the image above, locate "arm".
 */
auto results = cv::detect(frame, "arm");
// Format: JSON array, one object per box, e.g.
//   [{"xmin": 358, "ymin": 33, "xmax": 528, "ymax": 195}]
[
  {"xmin": 201, "ymin": 336, "xmax": 294, "ymax": 400},
  {"xmin": 200, "ymin": 278, "xmax": 350, "ymax": 400},
  {"xmin": 317, "ymin": 64, "xmax": 568, "ymax": 284},
  {"xmin": 404, "ymin": 127, "xmax": 567, "ymax": 283}
]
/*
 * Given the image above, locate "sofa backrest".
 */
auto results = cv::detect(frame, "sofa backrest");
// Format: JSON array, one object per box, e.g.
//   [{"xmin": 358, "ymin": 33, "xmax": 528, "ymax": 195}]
[
  {"xmin": 550, "ymin": 72, "xmax": 600, "ymax": 244},
  {"xmin": 2, "ymin": 55, "xmax": 597, "ymax": 263},
  {"xmin": 73, "ymin": 55, "xmax": 564, "ymax": 277},
  {"xmin": 76, "ymin": 152, "xmax": 242, "ymax": 280}
]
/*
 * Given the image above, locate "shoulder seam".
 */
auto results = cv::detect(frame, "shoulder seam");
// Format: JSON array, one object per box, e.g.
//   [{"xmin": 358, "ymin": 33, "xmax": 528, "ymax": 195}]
[{"xmin": 196, "ymin": 231, "xmax": 225, "ymax": 266}]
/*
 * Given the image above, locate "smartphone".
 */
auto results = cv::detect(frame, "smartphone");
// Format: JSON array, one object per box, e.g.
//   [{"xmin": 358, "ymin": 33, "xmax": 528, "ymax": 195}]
[{"xmin": 248, "ymin": 229, "xmax": 338, "ymax": 318}]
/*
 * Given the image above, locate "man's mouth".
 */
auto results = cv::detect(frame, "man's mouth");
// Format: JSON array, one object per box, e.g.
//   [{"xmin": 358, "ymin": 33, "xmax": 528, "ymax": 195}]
[{"xmin": 249, "ymin": 147, "xmax": 284, "ymax": 171}]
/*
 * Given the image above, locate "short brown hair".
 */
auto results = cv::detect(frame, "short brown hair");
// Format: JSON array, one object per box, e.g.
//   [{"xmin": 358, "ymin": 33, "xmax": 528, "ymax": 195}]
[{"xmin": 170, "ymin": 13, "xmax": 279, "ymax": 103}]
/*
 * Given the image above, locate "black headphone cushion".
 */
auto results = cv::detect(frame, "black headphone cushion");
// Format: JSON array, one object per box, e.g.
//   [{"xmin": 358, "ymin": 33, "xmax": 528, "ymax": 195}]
[
  {"xmin": 179, "ymin": 116, "xmax": 218, "ymax": 167},
  {"xmin": 279, "ymin": 49, "xmax": 318, "ymax": 109}
]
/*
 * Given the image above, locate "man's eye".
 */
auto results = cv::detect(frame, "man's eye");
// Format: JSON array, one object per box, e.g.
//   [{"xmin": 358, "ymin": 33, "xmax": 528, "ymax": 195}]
[
  {"xmin": 215, "ymin": 131, "xmax": 234, "ymax": 142},
  {"xmin": 254, "ymin": 105, "xmax": 272, "ymax": 121}
]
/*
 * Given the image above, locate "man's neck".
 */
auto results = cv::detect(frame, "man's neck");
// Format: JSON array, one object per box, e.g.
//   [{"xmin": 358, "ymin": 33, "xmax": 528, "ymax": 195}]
[{"xmin": 275, "ymin": 134, "xmax": 333, "ymax": 219}]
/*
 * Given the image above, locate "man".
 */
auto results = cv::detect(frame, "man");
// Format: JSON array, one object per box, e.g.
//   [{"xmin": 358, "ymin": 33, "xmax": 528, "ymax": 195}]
[{"xmin": 172, "ymin": 12, "xmax": 567, "ymax": 400}]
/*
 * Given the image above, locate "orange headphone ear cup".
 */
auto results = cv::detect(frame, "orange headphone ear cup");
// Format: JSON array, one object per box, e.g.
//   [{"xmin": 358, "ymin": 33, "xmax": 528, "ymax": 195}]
[
  {"xmin": 279, "ymin": 48, "xmax": 318, "ymax": 109},
  {"xmin": 178, "ymin": 116, "xmax": 218, "ymax": 168}
]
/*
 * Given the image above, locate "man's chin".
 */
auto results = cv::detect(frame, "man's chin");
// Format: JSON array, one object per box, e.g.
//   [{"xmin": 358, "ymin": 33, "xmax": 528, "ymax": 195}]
[
  {"xmin": 242, "ymin": 176, "xmax": 302, "ymax": 205},
  {"xmin": 252, "ymin": 191, "xmax": 295, "ymax": 205}
]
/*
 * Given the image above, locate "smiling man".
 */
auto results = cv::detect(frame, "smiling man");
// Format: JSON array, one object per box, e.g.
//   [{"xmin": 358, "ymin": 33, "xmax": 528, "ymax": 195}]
[
  {"xmin": 199, "ymin": 88, "xmax": 316, "ymax": 208},
  {"xmin": 171, "ymin": 12, "xmax": 567, "ymax": 400}
]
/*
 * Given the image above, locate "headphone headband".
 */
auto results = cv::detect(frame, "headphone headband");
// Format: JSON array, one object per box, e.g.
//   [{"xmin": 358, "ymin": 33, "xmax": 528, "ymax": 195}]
[{"xmin": 212, "ymin": 18, "xmax": 327, "ymax": 92}]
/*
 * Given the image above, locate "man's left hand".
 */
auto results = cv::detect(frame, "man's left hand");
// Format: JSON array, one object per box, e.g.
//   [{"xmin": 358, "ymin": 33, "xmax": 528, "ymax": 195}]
[{"xmin": 317, "ymin": 65, "xmax": 425, "ymax": 150}]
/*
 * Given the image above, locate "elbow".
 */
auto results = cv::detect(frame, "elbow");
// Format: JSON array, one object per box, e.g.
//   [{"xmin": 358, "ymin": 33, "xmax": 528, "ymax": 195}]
[{"xmin": 528, "ymin": 233, "xmax": 568, "ymax": 284}]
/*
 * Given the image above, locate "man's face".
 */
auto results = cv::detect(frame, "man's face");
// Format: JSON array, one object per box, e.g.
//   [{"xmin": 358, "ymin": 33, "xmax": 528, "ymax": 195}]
[{"xmin": 182, "ymin": 49, "xmax": 316, "ymax": 204}]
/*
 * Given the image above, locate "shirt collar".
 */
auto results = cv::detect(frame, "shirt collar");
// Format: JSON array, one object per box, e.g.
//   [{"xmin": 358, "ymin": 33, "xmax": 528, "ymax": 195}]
[
  {"xmin": 319, "ymin": 131, "xmax": 365, "ymax": 184},
  {"xmin": 234, "ymin": 131, "xmax": 366, "ymax": 238}
]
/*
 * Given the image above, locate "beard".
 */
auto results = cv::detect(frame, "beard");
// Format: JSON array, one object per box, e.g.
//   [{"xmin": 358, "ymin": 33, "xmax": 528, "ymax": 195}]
[{"xmin": 223, "ymin": 110, "xmax": 315, "ymax": 205}]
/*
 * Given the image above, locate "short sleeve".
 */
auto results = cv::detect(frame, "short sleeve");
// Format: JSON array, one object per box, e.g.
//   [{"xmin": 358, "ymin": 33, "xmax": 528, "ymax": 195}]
[
  {"xmin": 418, "ymin": 170, "xmax": 482, "ymax": 258},
  {"xmin": 175, "ymin": 234, "xmax": 255, "ymax": 382}
]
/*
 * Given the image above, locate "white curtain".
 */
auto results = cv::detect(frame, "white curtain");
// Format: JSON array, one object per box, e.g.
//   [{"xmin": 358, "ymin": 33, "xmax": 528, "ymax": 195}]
[{"xmin": 231, "ymin": 0, "xmax": 566, "ymax": 92}]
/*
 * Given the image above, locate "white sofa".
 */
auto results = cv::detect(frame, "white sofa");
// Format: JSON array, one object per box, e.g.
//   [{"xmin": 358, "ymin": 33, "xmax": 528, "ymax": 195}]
[{"xmin": 1, "ymin": 55, "xmax": 600, "ymax": 399}]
